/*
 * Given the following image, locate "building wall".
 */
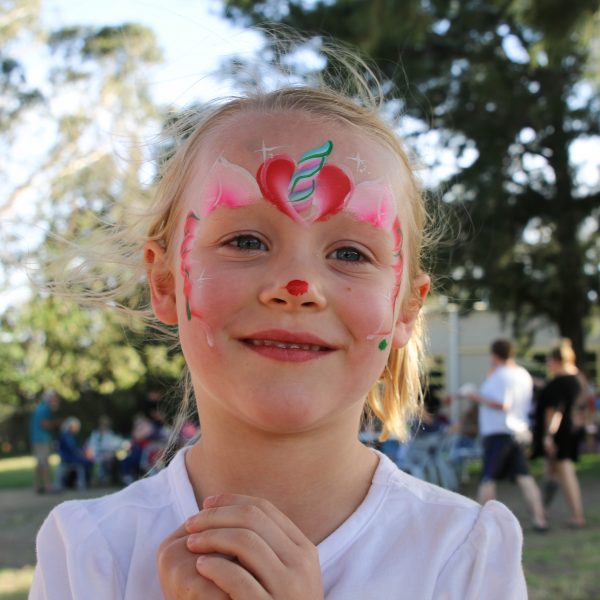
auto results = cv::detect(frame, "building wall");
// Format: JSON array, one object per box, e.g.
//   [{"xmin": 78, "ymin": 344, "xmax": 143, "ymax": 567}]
[{"xmin": 424, "ymin": 308, "xmax": 600, "ymax": 395}]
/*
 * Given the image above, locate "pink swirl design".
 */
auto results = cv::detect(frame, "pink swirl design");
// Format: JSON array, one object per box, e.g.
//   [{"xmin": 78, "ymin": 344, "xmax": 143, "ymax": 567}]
[{"xmin": 180, "ymin": 210, "xmax": 201, "ymax": 321}]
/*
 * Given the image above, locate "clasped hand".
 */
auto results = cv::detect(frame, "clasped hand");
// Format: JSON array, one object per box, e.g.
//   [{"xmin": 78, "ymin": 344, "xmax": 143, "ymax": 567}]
[{"xmin": 157, "ymin": 494, "xmax": 324, "ymax": 599}]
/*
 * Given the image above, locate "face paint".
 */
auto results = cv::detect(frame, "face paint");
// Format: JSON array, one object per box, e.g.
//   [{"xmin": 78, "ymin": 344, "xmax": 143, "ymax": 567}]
[
  {"xmin": 392, "ymin": 217, "xmax": 404, "ymax": 300},
  {"xmin": 191, "ymin": 141, "xmax": 400, "ymax": 234},
  {"xmin": 284, "ymin": 280, "xmax": 309, "ymax": 296},
  {"xmin": 257, "ymin": 142, "xmax": 352, "ymax": 224},
  {"xmin": 180, "ymin": 210, "xmax": 202, "ymax": 321},
  {"xmin": 256, "ymin": 142, "xmax": 284, "ymax": 162},
  {"xmin": 183, "ymin": 141, "xmax": 405, "ymax": 346},
  {"xmin": 179, "ymin": 211, "xmax": 217, "ymax": 346},
  {"xmin": 288, "ymin": 140, "xmax": 333, "ymax": 203},
  {"xmin": 199, "ymin": 157, "xmax": 261, "ymax": 217},
  {"xmin": 347, "ymin": 153, "xmax": 367, "ymax": 173},
  {"xmin": 344, "ymin": 179, "xmax": 397, "ymax": 231},
  {"xmin": 362, "ymin": 216, "xmax": 404, "ymax": 348}
]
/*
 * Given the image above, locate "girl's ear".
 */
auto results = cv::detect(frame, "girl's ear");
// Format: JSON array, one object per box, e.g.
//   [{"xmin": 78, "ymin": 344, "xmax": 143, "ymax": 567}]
[
  {"xmin": 391, "ymin": 273, "xmax": 430, "ymax": 349},
  {"xmin": 144, "ymin": 241, "xmax": 178, "ymax": 325}
]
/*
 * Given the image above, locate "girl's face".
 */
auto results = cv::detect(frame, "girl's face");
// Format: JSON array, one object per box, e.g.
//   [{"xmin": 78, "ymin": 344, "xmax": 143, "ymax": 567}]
[{"xmin": 151, "ymin": 111, "xmax": 423, "ymax": 436}]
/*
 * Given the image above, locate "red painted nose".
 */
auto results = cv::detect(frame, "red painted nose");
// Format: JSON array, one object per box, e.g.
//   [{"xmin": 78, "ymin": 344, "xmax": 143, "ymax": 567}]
[{"xmin": 284, "ymin": 280, "xmax": 309, "ymax": 296}]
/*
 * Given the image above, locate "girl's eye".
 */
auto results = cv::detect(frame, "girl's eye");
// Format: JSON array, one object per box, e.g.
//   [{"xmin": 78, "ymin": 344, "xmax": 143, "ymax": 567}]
[
  {"xmin": 329, "ymin": 246, "xmax": 368, "ymax": 262},
  {"xmin": 227, "ymin": 234, "xmax": 267, "ymax": 251}
]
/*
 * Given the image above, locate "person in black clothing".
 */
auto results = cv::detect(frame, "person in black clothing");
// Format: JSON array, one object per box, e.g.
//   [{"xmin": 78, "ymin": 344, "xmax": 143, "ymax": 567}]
[{"xmin": 533, "ymin": 339, "xmax": 586, "ymax": 528}]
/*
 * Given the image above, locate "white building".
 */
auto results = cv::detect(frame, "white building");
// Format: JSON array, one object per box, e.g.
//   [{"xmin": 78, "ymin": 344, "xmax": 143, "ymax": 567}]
[{"xmin": 424, "ymin": 306, "xmax": 600, "ymax": 400}]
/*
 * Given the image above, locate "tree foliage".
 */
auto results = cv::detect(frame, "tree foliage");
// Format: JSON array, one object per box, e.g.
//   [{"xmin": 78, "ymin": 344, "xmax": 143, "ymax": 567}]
[
  {"xmin": 0, "ymin": 3, "xmax": 184, "ymax": 447},
  {"xmin": 223, "ymin": 0, "xmax": 600, "ymax": 360}
]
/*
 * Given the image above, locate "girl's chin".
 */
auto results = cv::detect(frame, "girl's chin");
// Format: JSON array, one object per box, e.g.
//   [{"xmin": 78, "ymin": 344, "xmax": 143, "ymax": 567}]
[{"xmin": 236, "ymin": 399, "xmax": 334, "ymax": 435}]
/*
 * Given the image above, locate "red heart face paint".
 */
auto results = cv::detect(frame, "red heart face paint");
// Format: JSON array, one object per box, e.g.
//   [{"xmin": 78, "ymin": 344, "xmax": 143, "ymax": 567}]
[{"xmin": 284, "ymin": 280, "xmax": 309, "ymax": 296}]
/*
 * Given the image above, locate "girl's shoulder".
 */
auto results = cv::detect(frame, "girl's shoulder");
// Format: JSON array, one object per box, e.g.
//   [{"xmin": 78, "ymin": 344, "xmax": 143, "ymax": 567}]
[
  {"xmin": 374, "ymin": 452, "xmax": 523, "ymax": 549},
  {"xmin": 49, "ymin": 446, "xmax": 197, "ymax": 534},
  {"xmin": 318, "ymin": 452, "xmax": 525, "ymax": 599},
  {"xmin": 31, "ymin": 449, "xmax": 198, "ymax": 600},
  {"xmin": 51, "ymin": 463, "xmax": 174, "ymax": 525},
  {"xmin": 374, "ymin": 451, "xmax": 480, "ymax": 511},
  {"xmin": 369, "ymin": 451, "xmax": 520, "ymax": 542}
]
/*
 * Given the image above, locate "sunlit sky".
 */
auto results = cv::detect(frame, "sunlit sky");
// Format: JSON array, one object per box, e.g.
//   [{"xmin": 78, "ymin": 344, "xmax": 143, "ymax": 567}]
[
  {"xmin": 42, "ymin": 0, "xmax": 264, "ymax": 104},
  {"xmin": 40, "ymin": 0, "xmax": 598, "ymax": 184},
  {"xmin": 1, "ymin": 1, "xmax": 263, "ymax": 311}
]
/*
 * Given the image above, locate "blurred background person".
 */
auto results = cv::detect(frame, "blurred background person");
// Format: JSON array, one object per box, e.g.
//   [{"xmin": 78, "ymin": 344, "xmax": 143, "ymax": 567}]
[
  {"xmin": 532, "ymin": 339, "xmax": 586, "ymax": 528},
  {"xmin": 119, "ymin": 412, "xmax": 169, "ymax": 485},
  {"xmin": 141, "ymin": 388, "xmax": 167, "ymax": 438},
  {"xmin": 467, "ymin": 339, "xmax": 547, "ymax": 531},
  {"xmin": 86, "ymin": 415, "xmax": 125, "ymax": 486},
  {"xmin": 29, "ymin": 390, "xmax": 61, "ymax": 494},
  {"xmin": 56, "ymin": 417, "xmax": 93, "ymax": 491}
]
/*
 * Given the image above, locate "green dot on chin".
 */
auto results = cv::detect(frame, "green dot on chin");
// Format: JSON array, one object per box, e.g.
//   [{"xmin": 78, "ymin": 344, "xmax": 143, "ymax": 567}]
[{"xmin": 378, "ymin": 339, "xmax": 388, "ymax": 351}]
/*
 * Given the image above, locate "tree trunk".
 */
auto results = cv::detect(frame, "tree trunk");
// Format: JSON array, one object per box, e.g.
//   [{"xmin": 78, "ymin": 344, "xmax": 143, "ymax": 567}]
[{"xmin": 547, "ymin": 77, "xmax": 587, "ymax": 367}]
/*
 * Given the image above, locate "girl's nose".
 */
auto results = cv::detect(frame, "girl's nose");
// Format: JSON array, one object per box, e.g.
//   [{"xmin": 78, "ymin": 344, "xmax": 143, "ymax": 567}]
[{"xmin": 258, "ymin": 278, "xmax": 327, "ymax": 311}]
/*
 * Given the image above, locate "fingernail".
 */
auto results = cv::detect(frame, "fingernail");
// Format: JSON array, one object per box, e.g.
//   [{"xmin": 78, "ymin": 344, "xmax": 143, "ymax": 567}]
[
  {"xmin": 196, "ymin": 555, "xmax": 208, "ymax": 568},
  {"xmin": 203, "ymin": 495, "xmax": 217, "ymax": 508}
]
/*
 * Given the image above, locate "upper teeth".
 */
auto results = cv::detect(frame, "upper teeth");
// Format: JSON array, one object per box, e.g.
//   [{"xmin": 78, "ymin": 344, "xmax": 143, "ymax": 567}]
[{"xmin": 248, "ymin": 339, "xmax": 324, "ymax": 351}]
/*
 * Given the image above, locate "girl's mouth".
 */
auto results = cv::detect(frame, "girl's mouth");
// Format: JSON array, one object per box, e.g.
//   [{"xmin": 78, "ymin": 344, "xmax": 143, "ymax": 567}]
[
  {"xmin": 240, "ymin": 330, "xmax": 335, "ymax": 362},
  {"xmin": 245, "ymin": 339, "xmax": 327, "ymax": 352}
]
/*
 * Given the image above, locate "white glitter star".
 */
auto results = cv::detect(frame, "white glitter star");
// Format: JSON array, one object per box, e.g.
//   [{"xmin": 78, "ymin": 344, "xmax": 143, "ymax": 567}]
[
  {"xmin": 256, "ymin": 142, "xmax": 284, "ymax": 162},
  {"xmin": 186, "ymin": 265, "xmax": 213, "ymax": 287},
  {"xmin": 347, "ymin": 153, "xmax": 367, "ymax": 173}
]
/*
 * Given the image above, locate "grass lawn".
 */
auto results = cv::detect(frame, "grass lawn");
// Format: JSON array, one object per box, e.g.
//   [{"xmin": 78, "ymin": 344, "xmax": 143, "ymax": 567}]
[
  {"xmin": 0, "ymin": 455, "xmax": 59, "ymax": 490},
  {"xmin": 0, "ymin": 567, "xmax": 34, "ymax": 600},
  {"xmin": 521, "ymin": 453, "xmax": 600, "ymax": 600},
  {"xmin": 1, "ymin": 452, "xmax": 599, "ymax": 599}
]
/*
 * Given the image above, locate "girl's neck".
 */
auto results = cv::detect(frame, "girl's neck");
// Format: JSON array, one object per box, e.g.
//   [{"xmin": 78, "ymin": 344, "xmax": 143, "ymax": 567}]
[{"xmin": 184, "ymin": 418, "xmax": 378, "ymax": 545}]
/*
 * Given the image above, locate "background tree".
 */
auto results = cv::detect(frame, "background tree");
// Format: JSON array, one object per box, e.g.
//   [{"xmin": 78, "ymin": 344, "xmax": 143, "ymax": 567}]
[
  {"xmin": 223, "ymin": 0, "xmax": 600, "ymax": 363},
  {"xmin": 0, "ymin": 2, "xmax": 184, "ymax": 450}
]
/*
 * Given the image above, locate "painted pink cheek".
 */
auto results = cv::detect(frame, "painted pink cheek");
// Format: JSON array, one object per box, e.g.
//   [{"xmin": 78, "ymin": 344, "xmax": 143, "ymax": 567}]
[{"xmin": 284, "ymin": 280, "xmax": 309, "ymax": 296}]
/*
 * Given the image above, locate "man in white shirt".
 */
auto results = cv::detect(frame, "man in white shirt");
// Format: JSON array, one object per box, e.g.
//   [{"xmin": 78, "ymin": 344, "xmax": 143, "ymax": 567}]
[{"xmin": 468, "ymin": 339, "xmax": 548, "ymax": 531}]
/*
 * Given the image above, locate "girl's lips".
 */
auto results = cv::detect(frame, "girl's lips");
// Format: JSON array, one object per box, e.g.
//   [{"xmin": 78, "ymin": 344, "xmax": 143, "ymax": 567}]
[{"xmin": 239, "ymin": 329, "xmax": 336, "ymax": 362}]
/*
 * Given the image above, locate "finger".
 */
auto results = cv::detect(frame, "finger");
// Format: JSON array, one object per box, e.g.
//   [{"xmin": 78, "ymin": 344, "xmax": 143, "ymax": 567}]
[
  {"xmin": 185, "ymin": 503, "xmax": 299, "ymax": 564},
  {"xmin": 187, "ymin": 527, "xmax": 282, "ymax": 591},
  {"xmin": 196, "ymin": 554, "xmax": 270, "ymax": 600},
  {"xmin": 193, "ymin": 494, "xmax": 307, "ymax": 547},
  {"xmin": 161, "ymin": 521, "xmax": 192, "ymax": 545},
  {"xmin": 157, "ymin": 536, "xmax": 230, "ymax": 600}
]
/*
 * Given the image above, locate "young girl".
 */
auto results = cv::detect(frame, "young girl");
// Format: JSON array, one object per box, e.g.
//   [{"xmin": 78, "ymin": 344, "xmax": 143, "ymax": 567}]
[{"xmin": 30, "ymin": 67, "xmax": 526, "ymax": 599}]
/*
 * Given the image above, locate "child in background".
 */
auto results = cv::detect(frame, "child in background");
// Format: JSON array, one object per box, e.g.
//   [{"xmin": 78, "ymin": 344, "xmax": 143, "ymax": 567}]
[{"xmin": 30, "ymin": 46, "xmax": 526, "ymax": 599}]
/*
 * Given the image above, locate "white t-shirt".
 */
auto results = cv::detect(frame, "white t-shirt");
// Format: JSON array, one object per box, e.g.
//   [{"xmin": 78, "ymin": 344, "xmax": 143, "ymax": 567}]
[
  {"xmin": 479, "ymin": 365, "xmax": 533, "ymax": 437},
  {"xmin": 30, "ymin": 448, "xmax": 526, "ymax": 600}
]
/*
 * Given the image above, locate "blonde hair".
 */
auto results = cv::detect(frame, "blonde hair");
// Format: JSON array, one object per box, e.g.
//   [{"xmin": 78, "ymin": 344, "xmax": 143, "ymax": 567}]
[
  {"xmin": 549, "ymin": 338, "xmax": 577, "ymax": 368},
  {"xmin": 54, "ymin": 39, "xmax": 432, "ymax": 446}
]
